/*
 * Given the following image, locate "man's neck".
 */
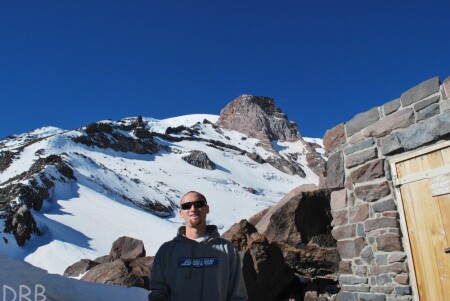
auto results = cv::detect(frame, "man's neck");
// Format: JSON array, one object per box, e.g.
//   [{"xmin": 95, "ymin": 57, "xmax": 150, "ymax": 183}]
[{"xmin": 184, "ymin": 226, "xmax": 207, "ymax": 240}]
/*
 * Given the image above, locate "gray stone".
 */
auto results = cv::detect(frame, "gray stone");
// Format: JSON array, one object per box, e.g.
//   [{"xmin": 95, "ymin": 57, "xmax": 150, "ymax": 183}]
[
  {"xmin": 400, "ymin": 76, "xmax": 440, "ymax": 106},
  {"xmin": 326, "ymin": 151, "xmax": 345, "ymax": 189},
  {"xmin": 375, "ymin": 274, "xmax": 393, "ymax": 285},
  {"xmin": 346, "ymin": 107, "xmax": 381, "ymax": 137},
  {"xmin": 344, "ymin": 138, "xmax": 375, "ymax": 155},
  {"xmin": 349, "ymin": 132, "xmax": 365, "ymax": 144},
  {"xmin": 383, "ymin": 98, "xmax": 401, "ymax": 116},
  {"xmin": 381, "ymin": 133, "xmax": 403, "ymax": 155},
  {"xmin": 364, "ymin": 217, "xmax": 399, "ymax": 232},
  {"xmin": 351, "ymin": 159, "xmax": 385, "ymax": 184},
  {"xmin": 363, "ymin": 108, "xmax": 415, "ymax": 138},
  {"xmin": 357, "ymin": 223, "xmax": 365, "ymax": 236},
  {"xmin": 371, "ymin": 199, "xmax": 396, "ymax": 212},
  {"xmin": 354, "ymin": 181, "xmax": 391, "ymax": 202},
  {"xmin": 444, "ymin": 76, "xmax": 450, "ymax": 99},
  {"xmin": 336, "ymin": 292, "xmax": 358, "ymax": 301},
  {"xmin": 442, "ymin": 98, "xmax": 450, "ymax": 112},
  {"xmin": 360, "ymin": 246, "xmax": 373, "ymax": 263},
  {"xmin": 416, "ymin": 103, "xmax": 440, "ymax": 121},
  {"xmin": 353, "ymin": 264, "xmax": 368, "ymax": 276},
  {"xmin": 375, "ymin": 254, "xmax": 388, "ymax": 265},
  {"xmin": 414, "ymin": 94, "xmax": 440, "ymax": 111},
  {"xmin": 395, "ymin": 286, "xmax": 412, "ymax": 296},
  {"xmin": 359, "ymin": 293, "xmax": 386, "ymax": 301},
  {"xmin": 337, "ymin": 237, "xmax": 367, "ymax": 259},
  {"xmin": 346, "ymin": 148, "xmax": 378, "ymax": 169},
  {"xmin": 397, "ymin": 111, "xmax": 450, "ymax": 150},
  {"xmin": 371, "ymin": 286, "xmax": 395, "ymax": 294},
  {"xmin": 341, "ymin": 285, "xmax": 371, "ymax": 292},
  {"xmin": 384, "ymin": 159, "xmax": 392, "ymax": 181},
  {"xmin": 339, "ymin": 275, "xmax": 368, "ymax": 285},
  {"xmin": 182, "ymin": 150, "xmax": 216, "ymax": 170}
]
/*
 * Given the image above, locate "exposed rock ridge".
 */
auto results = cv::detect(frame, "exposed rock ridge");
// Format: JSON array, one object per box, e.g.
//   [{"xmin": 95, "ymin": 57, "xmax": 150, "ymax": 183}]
[{"xmin": 216, "ymin": 95, "xmax": 301, "ymax": 144}]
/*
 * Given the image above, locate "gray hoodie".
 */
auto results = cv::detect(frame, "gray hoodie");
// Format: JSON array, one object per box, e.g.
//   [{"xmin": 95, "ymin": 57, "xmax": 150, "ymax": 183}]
[{"xmin": 148, "ymin": 225, "xmax": 248, "ymax": 301}]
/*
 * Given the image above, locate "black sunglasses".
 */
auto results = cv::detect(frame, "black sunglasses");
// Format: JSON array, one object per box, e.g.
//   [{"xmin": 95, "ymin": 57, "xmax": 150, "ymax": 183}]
[{"xmin": 180, "ymin": 200, "xmax": 207, "ymax": 210}]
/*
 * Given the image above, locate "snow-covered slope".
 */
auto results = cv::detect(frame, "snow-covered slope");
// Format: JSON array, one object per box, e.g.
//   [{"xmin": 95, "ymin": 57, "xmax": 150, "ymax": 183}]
[{"xmin": 0, "ymin": 114, "xmax": 323, "ymax": 278}]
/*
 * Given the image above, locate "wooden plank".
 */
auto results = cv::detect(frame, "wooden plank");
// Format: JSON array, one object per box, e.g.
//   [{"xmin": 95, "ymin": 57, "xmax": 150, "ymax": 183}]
[
  {"xmin": 441, "ymin": 146, "xmax": 450, "ymax": 165},
  {"xmin": 437, "ymin": 194, "xmax": 450, "ymax": 300}
]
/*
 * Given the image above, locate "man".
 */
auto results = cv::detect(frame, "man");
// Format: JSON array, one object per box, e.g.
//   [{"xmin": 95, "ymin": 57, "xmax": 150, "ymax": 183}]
[{"xmin": 148, "ymin": 191, "xmax": 248, "ymax": 301}]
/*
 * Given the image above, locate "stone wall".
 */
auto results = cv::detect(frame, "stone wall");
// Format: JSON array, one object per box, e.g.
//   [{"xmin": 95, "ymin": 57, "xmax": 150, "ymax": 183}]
[{"xmin": 323, "ymin": 75, "xmax": 450, "ymax": 301}]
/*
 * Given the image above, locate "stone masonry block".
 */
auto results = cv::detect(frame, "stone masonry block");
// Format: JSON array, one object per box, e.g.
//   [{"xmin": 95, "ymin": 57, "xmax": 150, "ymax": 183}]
[
  {"xmin": 326, "ymin": 151, "xmax": 345, "ymax": 189},
  {"xmin": 331, "ymin": 189, "xmax": 347, "ymax": 210},
  {"xmin": 368, "ymin": 262, "xmax": 406, "ymax": 275},
  {"xmin": 444, "ymin": 76, "xmax": 450, "ymax": 99},
  {"xmin": 336, "ymin": 292, "xmax": 358, "ymax": 301},
  {"xmin": 332, "ymin": 209, "xmax": 348, "ymax": 226},
  {"xmin": 339, "ymin": 275, "xmax": 368, "ymax": 285},
  {"xmin": 400, "ymin": 76, "xmax": 440, "ymax": 106},
  {"xmin": 416, "ymin": 103, "xmax": 440, "ymax": 121},
  {"xmin": 354, "ymin": 181, "xmax": 391, "ymax": 202},
  {"xmin": 383, "ymin": 98, "xmax": 401, "ymax": 116},
  {"xmin": 414, "ymin": 94, "xmax": 440, "ymax": 111},
  {"xmin": 346, "ymin": 107, "xmax": 380, "ymax": 137},
  {"xmin": 364, "ymin": 217, "xmax": 399, "ymax": 232},
  {"xmin": 344, "ymin": 138, "xmax": 375, "ymax": 155},
  {"xmin": 351, "ymin": 159, "xmax": 385, "ymax": 184},
  {"xmin": 337, "ymin": 237, "xmax": 367, "ymax": 259},
  {"xmin": 346, "ymin": 148, "xmax": 378, "ymax": 169},
  {"xmin": 371, "ymin": 199, "xmax": 397, "ymax": 212},
  {"xmin": 363, "ymin": 108, "xmax": 414, "ymax": 138},
  {"xmin": 359, "ymin": 293, "xmax": 386, "ymax": 301},
  {"xmin": 332, "ymin": 224, "xmax": 356, "ymax": 240},
  {"xmin": 323, "ymin": 123, "xmax": 346, "ymax": 154},
  {"xmin": 442, "ymin": 98, "xmax": 450, "ymax": 112},
  {"xmin": 349, "ymin": 203, "xmax": 369, "ymax": 223},
  {"xmin": 381, "ymin": 133, "xmax": 403, "ymax": 155},
  {"xmin": 376, "ymin": 233, "xmax": 403, "ymax": 252}
]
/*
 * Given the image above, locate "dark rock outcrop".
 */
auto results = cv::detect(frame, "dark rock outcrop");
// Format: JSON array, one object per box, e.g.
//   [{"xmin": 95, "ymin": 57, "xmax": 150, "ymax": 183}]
[
  {"xmin": 217, "ymin": 95, "xmax": 301, "ymax": 145},
  {"xmin": 222, "ymin": 220, "xmax": 297, "ymax": 301},
  {"xmin": 65, "ymin": 236, "xmax": 153, "ymax": 289},
  {"xmin": 182, "ymin": 150, "xmax": 215, "ymax": 170}
]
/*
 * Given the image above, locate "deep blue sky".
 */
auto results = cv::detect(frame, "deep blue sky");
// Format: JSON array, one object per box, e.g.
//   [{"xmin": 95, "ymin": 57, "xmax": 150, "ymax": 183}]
[{"xmin": 1, "ymin": 1, "xmax": 450, "ymax": 139}]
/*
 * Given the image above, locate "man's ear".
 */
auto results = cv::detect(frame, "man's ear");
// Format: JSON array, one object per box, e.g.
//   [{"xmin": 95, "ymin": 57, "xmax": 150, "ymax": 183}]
[{"xmin": 206, "ymin": 204, "xmax": 210, "ymax": 214}]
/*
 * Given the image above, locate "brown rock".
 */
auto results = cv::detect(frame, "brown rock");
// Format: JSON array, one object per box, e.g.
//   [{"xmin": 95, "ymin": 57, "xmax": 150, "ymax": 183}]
[
  {"xmin": 216, "ymin": 95, "xmax": 301, "ymax": 144},
  {"xmin": 248, "ymin": 208, "xmax": 270, "ymax": 226},
  {"xmin": 337, "ymin": 237, "xmax": 366, "ymax": 259},
  {"xmin": 345, "ymin": 107, "xmax": 380, "ymax": 137},
  {"xmin": 348, "ymin": 204, "xmax": 369, "ymax": 223},
  {"xmin": 376, "ymin": 233, "xmax": 403, "ymax": 252},
  {"xmin": 330, "ymin": 189, "xmax": 347, "ymax": 211},
  {"xmin": 368, "ymin": 262, "xmax": 406, "ymax": 275},
  {"xmin": 354, "ymin": 181, "xmax": 391, "ymax": 202},
  {"xmin": 339, "ymin": 260, "xmax": 352, "ymax": 274},
  {"xmin": 351, "ymin": 159, "xmax": 385, "ymax": 184},
  {"xmin": 394, "ymin": 274, "xmax": 409, "ymax": 285},
  {"xmin": 326, "ymin": 151, "xmax": 345, "ymax": 189},
  {"xmin": 63, "ymin": 259, "xmax": 99, "ymax": 277},
  {"xmin": 81, "ymin": 256, "xmax": 153, "ymax": 289},
  {"xmin": 331, "ymin": 209, "xmax": 348, "ymax": 227},
  {"xmin": 332, "ymin": 224, "xmax": 356, "ymax": 240},
  {"xmin": 323, "ymin": 123, "xmax": 346, "ymax": 154},
  {"xmin": 444, "ymin": 76, "xmax": 450, "ymax": 100},
  {"xmin": 345, "ymin": 148, "xmax": 378, "ymax": 169},
  {"xmin": 362, "ymin": 109, "xmax": 415, "ymax": 138},
  {"xmin": 364, "ymin": 217, "xmax": 399, "ymax": 232},
  {"xmin": 109, "ymin": 236, "xmax": 146, "ymax": 261}
]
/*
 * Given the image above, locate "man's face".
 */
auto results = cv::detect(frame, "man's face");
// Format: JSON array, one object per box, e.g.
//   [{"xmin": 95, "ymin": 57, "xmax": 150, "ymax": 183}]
[{"xmin": 179, "ymin": 192, "xmax": 209, "ymax": 228}]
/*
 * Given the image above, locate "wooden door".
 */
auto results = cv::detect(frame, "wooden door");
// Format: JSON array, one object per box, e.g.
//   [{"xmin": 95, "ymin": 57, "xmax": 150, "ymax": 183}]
[{"xmin": 394, "ymin": 144, "xmax": 450, "ymax": 301}]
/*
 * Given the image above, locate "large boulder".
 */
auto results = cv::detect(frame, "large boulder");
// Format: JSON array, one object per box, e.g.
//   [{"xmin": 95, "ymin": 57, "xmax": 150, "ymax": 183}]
[
  {"xmin": 66, "ymin": 237, "xmax": 154, "ymax": 290},
  {"xmin": 222, "ymin": 220, "xmax": 297, "ymax": 301},
  {"xmin": 181, "ymin": 150, "xmax": 215, "ymax": 170},
  {"xmin": 255, "ymin": 185, "xmax": 340, "ymax": 278}
]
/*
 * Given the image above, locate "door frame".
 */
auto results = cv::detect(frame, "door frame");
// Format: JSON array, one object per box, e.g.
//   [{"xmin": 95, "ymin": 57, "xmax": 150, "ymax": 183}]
[{"xmin": 389, "ymin": 139, "xmax": 450, "ymax": 301}]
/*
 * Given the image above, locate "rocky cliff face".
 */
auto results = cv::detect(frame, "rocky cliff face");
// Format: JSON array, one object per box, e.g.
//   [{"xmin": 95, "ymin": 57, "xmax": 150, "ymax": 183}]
[{"xmin": 216, "ymin": 95, "xmax": 301, "ymax": 144}]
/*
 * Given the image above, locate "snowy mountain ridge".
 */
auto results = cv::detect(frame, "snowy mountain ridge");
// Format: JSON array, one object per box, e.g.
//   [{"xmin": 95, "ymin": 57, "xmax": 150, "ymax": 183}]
[{"xmin": 0, "ymin": 104, "xmax": 324, "ymax": 280}]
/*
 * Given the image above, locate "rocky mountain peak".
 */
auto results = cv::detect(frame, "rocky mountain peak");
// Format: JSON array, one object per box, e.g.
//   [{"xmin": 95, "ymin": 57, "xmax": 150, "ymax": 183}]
[{"xmin": 216, "ymin": 95, "xmax": 301, "ymax": 144}]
